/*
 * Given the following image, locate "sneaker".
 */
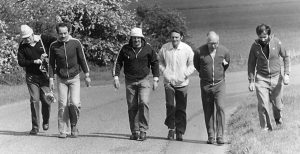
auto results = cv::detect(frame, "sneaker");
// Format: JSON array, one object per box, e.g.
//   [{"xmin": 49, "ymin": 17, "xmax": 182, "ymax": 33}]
[
  {"xmin": 58, "ymin": 133, "xmax": 67, "ymax": 138},
  {"xmin": 167, "ymin": 130, "xmax": 175, "ymax": 140},
  {"xmin": 216, "ymin": 137, "xmax": 225, "ymax": 145},
  {"xmin": 70, "ymin": 126, "xmax": 79, "ymax": 138},
  {"xmin": 207, "ymin": 137, "xmax": 215, "ymax": 144},
  {"xmin": 139, "ymin": 131, "xmax": 147, "ymax": 141},
  {"xmin": 129, "ymin": 132, "xmax": 139, "ymax": 140},
  {"xmin": 42, "ymin": 124, "xmax": 49, "ymax": 131},
  {"xmin": 29, "ymin": 128, "xmax": 39, "ymax": 135},
  {"xmin": 176, "ymin": 132, "xmax": 183, "ymax": 141}
]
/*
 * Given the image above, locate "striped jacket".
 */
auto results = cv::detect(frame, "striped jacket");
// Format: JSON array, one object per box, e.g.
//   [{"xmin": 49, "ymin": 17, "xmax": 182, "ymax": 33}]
[{"xmin": 49, "ymin": 36, "xmax": 89, "ymax": 79}]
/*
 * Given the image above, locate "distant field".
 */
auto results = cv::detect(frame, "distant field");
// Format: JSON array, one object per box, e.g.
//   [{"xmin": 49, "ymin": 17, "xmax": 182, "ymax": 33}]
[{"xmin": 133, "ymin": 0, "xmax": 300, "ymax": 65}]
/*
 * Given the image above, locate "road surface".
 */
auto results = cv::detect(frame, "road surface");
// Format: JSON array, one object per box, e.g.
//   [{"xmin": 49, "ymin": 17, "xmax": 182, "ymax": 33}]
[{"xmin": 0, "ymin": 64, "xmax": 299, "ymax": 154}]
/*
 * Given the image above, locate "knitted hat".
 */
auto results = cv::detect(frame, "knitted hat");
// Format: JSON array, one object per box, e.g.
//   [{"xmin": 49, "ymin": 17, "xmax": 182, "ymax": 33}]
[
  {"xmin": 130, "ymin": 27, "xmax": 144, "ymax": 38},
  {"xmin": 20, "ymin": 25, "xmax": 33, "ymax": 38}
]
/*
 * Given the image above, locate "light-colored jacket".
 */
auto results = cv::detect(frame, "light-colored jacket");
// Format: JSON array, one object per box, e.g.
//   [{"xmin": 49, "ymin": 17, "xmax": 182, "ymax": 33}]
[{"xmin": 158, "ymin": 42, "xmax": 195, "ymax": 87}]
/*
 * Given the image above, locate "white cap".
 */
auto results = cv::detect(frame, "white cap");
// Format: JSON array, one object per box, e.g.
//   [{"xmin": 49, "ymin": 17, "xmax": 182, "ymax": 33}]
[
  {"xmin": 130, "ymin": 27, "xmax": 144, "ymax": 38},
  {"xmin": 20, "ymin": 25, "xmax": 33, "ymax": 38}
]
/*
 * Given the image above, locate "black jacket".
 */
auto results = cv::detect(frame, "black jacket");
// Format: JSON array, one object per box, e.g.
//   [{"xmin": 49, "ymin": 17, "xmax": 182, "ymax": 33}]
[
  {"xmin": 18, "ymin": 35, "xmax": 56, "ymax": 76},
  {"xmin": 113, "ymin": 39, "xmax": 159, "ymax": 81},
  {"xmin": 49, "ymin": 37, "xmax": 89, "ymax": 79}
]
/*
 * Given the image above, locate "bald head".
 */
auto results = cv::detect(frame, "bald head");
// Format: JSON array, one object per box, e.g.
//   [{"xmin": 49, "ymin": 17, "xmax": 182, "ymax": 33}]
[{"xmin": 207, "ymin": 31, "xmax": 219, "ymax": 43}]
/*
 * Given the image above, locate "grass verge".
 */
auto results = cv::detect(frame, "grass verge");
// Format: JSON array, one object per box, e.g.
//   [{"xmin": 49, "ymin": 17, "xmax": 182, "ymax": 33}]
[{"xmin": 227, "ymin": 85, "xmax": 300, "ymax": 154}]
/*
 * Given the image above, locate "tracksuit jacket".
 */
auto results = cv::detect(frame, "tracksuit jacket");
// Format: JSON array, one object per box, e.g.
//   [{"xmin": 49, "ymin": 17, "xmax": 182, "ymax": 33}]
[
  {"xmin": 113, "ymin": 39, "xmax": 159, "ymax": 81},
  {"xmin": 194, "ymin": 44, "xmax": 230, "ymax": 85},
  {"xmin": 49, "ymin": 36, "xmax": 89, "ymax": 79},
  {"xmin": 248, "ymin": 36, "xmax": 290, "ymax": 83}
]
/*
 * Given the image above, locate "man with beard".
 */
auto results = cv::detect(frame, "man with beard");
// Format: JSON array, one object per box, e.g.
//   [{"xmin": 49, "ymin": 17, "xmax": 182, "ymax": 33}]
[
  {"xmin": 113, "ymin": 27, "xmax": 159, "ymax": 141},
  {"xmin": 248, "ymin": 24, "xmax": 290, "ymax": 131}
]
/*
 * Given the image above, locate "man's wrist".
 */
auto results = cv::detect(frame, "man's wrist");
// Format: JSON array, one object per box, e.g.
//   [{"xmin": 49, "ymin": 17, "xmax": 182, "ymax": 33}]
[
  {"xmin": 114, "ymin": 76, "xmax": 119, "ymax": 80},
  {"xmin": 153, "ymin": 77, "xmax": 159, "ymax": 82},
  {"xmin": 85, "ymin": 73, "xmax": 90, "ymax": 78}
]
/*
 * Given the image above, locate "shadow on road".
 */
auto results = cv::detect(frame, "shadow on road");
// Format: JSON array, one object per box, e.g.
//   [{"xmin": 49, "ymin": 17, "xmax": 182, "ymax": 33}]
[
  {"xmin": 0, "ymin": 130, "xmax": 57, "ymax": 138},
  {"xmin": 87, "ymin": 132, "xmax": 209, "ymax": 144}
]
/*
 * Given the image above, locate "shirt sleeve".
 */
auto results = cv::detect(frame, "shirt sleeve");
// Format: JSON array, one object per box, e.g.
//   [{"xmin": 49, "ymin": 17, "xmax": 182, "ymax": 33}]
[
  {"xmin": 48, "ymin": 43, "xmax": 55, "ymax": 78},
  {"xmin": 76, "ymin": 40, "xmax": 89, "ymax": 73},
  {"xmin": 248, "ymin": 44, "xmax": 257, "ymax": 83},
  {"xmin": 223, "ymin": 48, "xmax": 231, "ymax": 71},
  {"xmin": 278, "ymin": 39, "xmax": 290, "ymax": 75},
  {"xmin": 112, "ymin": 47, "xmax": 124, "ymax": 77},
  {"xmin": 184, "ymin": 46, "xmax": 195, "ymax": 77},
  {"xmin": 158, "ymin": 46, "xmax": 166, "ymax": 73},
  {"xmin": 193, "ymin": 48, "xmax": 201, "ymax": 73},
  {"xmin": 17, "ymin": 45, "xmax": 34, "ymax": 67},
  {"xmin": 150, "ymin": 48, "xmax": 160, "ymax": 78}
]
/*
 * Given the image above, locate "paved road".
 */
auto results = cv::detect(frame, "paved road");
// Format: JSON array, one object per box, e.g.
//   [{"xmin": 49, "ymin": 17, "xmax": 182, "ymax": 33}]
[{"xmin": 0, "ymin": 64, "xmax": 299, "ymax": 154}]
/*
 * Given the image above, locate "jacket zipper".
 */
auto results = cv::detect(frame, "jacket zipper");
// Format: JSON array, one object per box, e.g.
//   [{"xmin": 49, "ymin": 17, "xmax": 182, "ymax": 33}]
[
  {"xmin": 131, "ymin": 47, "xmax": 142, "ymax": 59},
  {"xmin": 259, "ymin": 44, "xmax": 271, "ymax": 75},
  {"xmin": 64, "ymin": 42, "xmax": 69, "ymax": 78}
]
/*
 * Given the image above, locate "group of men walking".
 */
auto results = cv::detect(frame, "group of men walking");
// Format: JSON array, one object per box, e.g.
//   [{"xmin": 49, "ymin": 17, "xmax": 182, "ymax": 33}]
[{"xmin": 17, "ymin": 22, "xmax": 290, "ymax": 145}]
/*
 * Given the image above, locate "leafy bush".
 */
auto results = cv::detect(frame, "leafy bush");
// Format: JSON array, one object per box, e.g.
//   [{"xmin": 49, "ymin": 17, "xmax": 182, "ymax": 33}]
[{"xmin": 136, "ymin": 3, "xmax": 189, "ymax": 50}]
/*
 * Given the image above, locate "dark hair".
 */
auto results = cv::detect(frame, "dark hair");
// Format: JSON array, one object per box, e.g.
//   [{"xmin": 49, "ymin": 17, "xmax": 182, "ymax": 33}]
[
  {"xmin": 170, "ymin": 29, "xmax": 184, "ymax": 37},
  {"xmin": 56, "ymin": 22, "xmax": 71, "ymax": 33},
  {"xmin": 256, "ymin": 24, "xmax": 271, "ymax": 36}
]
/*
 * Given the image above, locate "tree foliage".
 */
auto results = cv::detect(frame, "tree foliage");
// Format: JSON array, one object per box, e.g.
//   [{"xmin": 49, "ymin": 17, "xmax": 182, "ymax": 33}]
[{"xmin": 136, "ymin": 4, "xmax": 188, "ymax": 51}]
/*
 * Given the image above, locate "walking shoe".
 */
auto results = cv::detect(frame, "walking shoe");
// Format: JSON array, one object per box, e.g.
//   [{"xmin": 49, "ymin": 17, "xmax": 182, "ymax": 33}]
[
  {"xmin": 129, "ymin": 132, "xmax": 139, "ymax": 140},
  {"xmin": 216, "ymin": 137, "xmax": 225, "ymax": 145},
  {"xmin": 29, "ymin": 128, "xmax": 39, "ymax": 135},
  {"xmin": 139, "ymin": 131, "xmax": 147, "ymax": 141},
  {"xmin": 167, "ymin": 130, "xmax": 175, "ymax": 140},
  {"xmin": 42, "ymin": 124, "xmax": 49, "ymax": 131},
  {"xmin": 58, "ymin": 133, "xmax": 67, "ymax": 138},
  {"xmin": 70, "ymin": 126, "xmax": 79, "ymax": 138},
  {"xmin": 176, "ymin": 132, "xmax": 183, "ymax": 141},
  {"xmin": 275, "ymin": 118, "xmax": 283, "ymax": 125},
  {"xmin": 207, "ymin": 137, "xmax": 215, "ymax": 144}
]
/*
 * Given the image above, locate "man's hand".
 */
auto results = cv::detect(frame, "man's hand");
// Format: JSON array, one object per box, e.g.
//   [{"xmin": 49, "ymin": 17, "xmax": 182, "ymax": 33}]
[
  {"xmin": 153, "ymin": 81, "xmax": 158, "ymax": 91},
  {"xmin": 222, "ymin": 59, "xmax": 228, "ymax": 65},
  {"xmin": 113, "ymin": 76, "xmax": 120, "ymax": 89},
  {"xmin": 34, "ymin": 59, "xmax": 42, "ymax": 64},
  {"xmin": 248, "ymin": 82, "xmax": 255, "ymax": 92},
  {"xmin": 49, "ymin": 78, "xmax": 55, "ymax": 91},
  {"xmin": 283, "ymin": 74, "xmax": 289, "ymax": 85},
  {"xmin": 84, "ymin": 73, "xmax": 91, "ymax": 87}
]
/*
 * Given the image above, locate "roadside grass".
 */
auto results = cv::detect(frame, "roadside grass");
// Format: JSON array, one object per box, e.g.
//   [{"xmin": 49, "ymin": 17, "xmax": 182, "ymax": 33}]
[{"xmin": 227, "ymin": 85, "xmax": 300, "ymax": 154}]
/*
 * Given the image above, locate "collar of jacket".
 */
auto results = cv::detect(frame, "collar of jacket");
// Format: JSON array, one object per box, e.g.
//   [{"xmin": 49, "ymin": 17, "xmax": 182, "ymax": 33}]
[{"xmin": 21, "ymin": 34, "xmax": 41, "ymax": 45}]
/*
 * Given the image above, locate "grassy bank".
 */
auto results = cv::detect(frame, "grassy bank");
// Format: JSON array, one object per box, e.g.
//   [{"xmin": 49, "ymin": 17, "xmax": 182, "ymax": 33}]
[{"xmin": 227, "ymin": 85, "xmax": 300, "ymax": 154}]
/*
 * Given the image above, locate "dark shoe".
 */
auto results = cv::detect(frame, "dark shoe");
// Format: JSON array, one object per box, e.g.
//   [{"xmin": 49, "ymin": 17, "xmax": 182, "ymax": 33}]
[
  {"xmin": 275, "ymin": 118, "xmax": 283, "ymax": 125},
  {"xmin": 216, "ymin": 137, "xmax": 225, "ymax": 145},
  {"xmin": 58, "ymin": 133, "xmax": 67, "ymax": 138},
  {"xmin": 176, "ymin": 132, "xmax": 183, "ymax": 141},
  {"xmin": 167, "ymin": 130, "xmax": 175, "ymax": 140},
  {"xmin": 29, "ymin": 128, "xmax": 39, "ymax": 135},
  {"xmin": 129, "ymin": 132, "xmax": 139, "ymax": 140},
  {"xmin": 207, "ymin": 137, "xmax": 215, "ymax": 144},
  {"xmin": 70, "ymin": 126, "xmax": 79, "ymax": 138},
  {"xmin": 42, "ymin": 124, "xmax": 49, "ymax": 131},
  {"xmin": 139, "ymin": 131, "xmax": 147, "ymax": 141}
]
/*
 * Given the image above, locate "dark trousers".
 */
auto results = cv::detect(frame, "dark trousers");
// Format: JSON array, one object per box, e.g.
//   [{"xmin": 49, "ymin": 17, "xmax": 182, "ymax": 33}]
[
  {"xmin": 201, "ymin": 80, "xmax": 226, "ymax": 138},
  {"xmin": 164, "ymin": 84, "xmax": 188, "ymax": 134},
  {"xmin": 26, "ymin": 74, "xmax": 51, "ymax": 129}
]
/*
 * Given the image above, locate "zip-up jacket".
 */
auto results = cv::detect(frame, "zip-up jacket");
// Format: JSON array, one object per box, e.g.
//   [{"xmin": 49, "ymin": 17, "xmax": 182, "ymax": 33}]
[
  {"xmin": 194, "ymin": 44, "xmax": 230, "ymax": 85},
  {"xmin": 113, "ymin": 39, "xmax": 159, "ymax": 81},
  {"xmin": 18, "ymin": 35, "xmax": 56, "ymax": 76},
  {"xmin": 49, "ymin": 36, "xmax": 89, "ymax": 79},
  {"xmin": 159, "ymin": 42, "xmax": 195, "ymax": 87},
  {"xmin": 248, "ymin": 36, "xmax": 290, "ymax": 83}
]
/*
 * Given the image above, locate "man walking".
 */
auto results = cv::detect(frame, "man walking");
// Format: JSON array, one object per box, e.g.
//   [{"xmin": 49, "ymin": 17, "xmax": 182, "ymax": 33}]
[
  {"xmin": 18, "ymin": 24, "xmax": 56, "ymax": 135},
  {"xmin": 158, "ymin": 29, "xmax": 195, "ymax": 141},
  {"xmin": 248, "ymin": 24, "xmax": 290, "ymax": 131},
  {"xmin": 49, "ymin": 22, "xmax": 91, "ymax": 138},
  {"xmin": 193, "ymin": 31, "xmax": 230, "ymax": 145},
  {"xmin": 113, "ymin": 27, "xmax": 159, "ymax": 141}
]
